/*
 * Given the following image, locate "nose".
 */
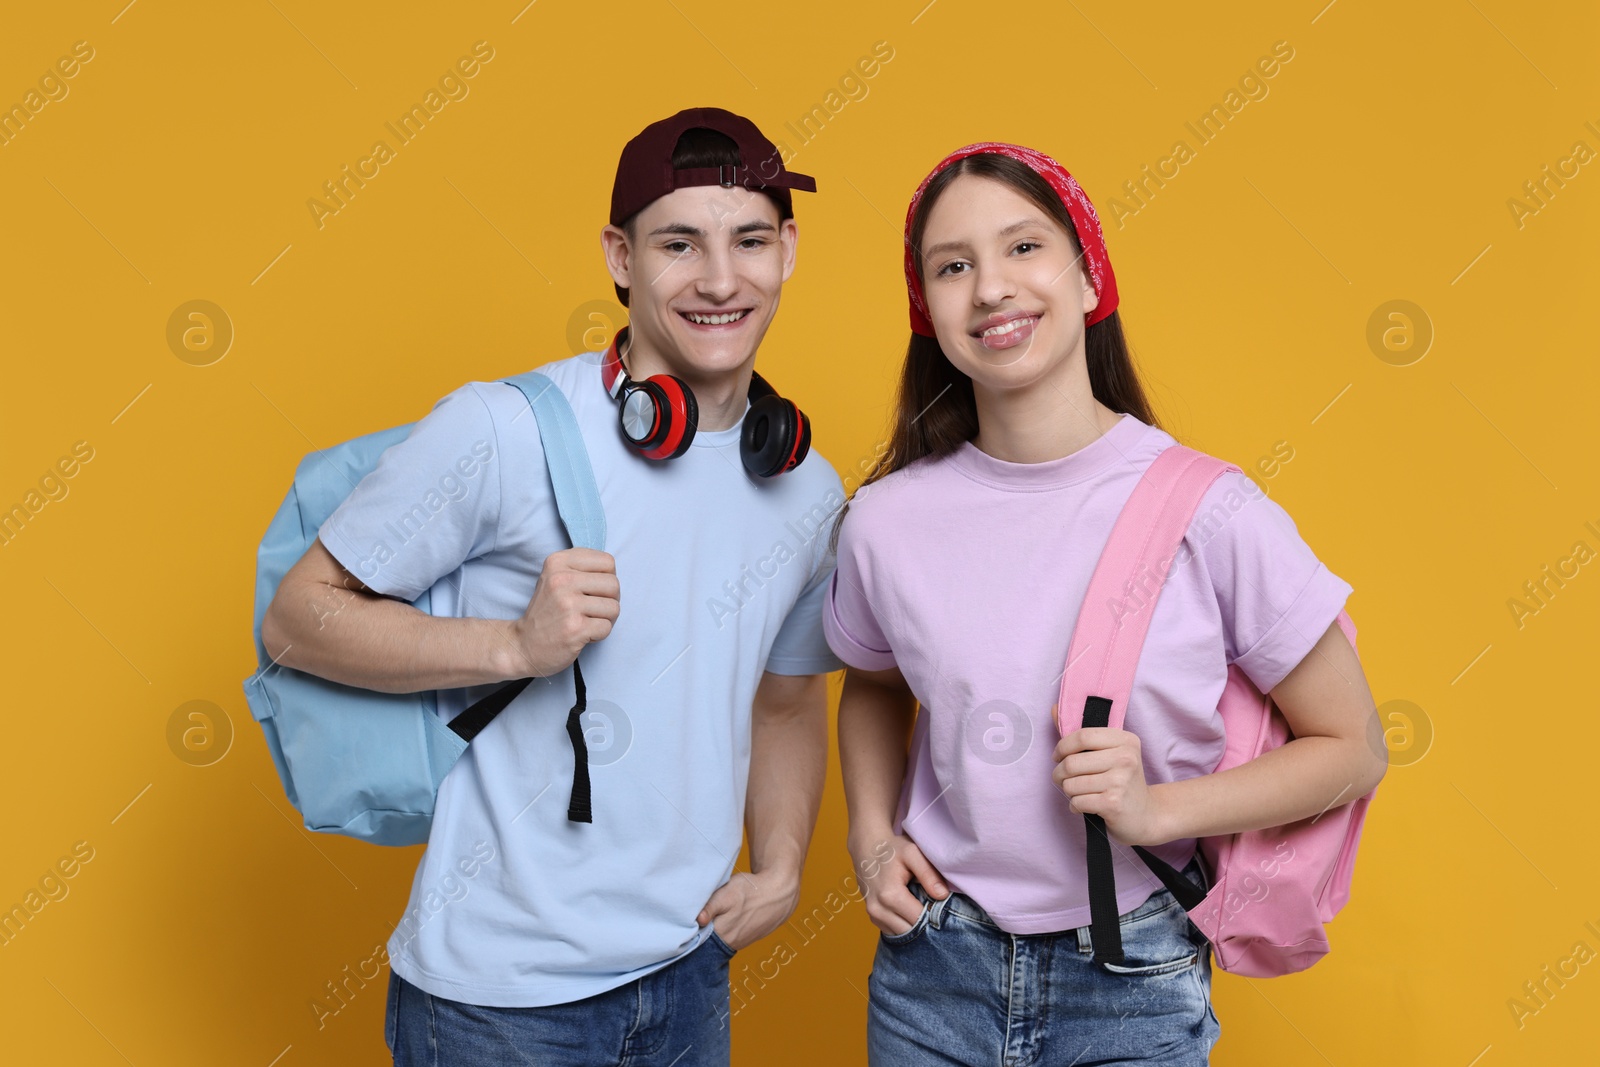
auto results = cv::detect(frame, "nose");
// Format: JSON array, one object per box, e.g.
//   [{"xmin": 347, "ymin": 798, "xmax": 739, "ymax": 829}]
[
  {"xmin": 695, "ymin": 244, "xmax": 740, "ymax": 304},
  {"xmin": 972, "ymin": 256, "xmax": 1017, "ymax": 310}
]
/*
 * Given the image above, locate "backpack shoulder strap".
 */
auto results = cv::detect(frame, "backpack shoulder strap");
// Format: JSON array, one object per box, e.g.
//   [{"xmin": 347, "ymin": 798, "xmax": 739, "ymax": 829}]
[
  {"xmin": 1058, "ymin": 443, "xmax": 1234, "ymax": 964},
  {"xmin": 500, "ymin": 370, "xmax": 606, "ymax": 552},
  {"xmin": 446, "ymin": 369, "xmax": 606, "ymax": 824},
  {"xmin": 1058, "ymin": 445, "xmax": 1233, "ymax": 734}
]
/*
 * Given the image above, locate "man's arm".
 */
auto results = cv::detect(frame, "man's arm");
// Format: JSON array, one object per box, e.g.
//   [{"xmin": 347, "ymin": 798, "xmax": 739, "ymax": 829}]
[
  {"xmin": 260, "ymin": 537, "xmax": 618, "ymax": 693},
  {"xmin": 745, "ymin": 670, "xmax": 829, "ymax": 876},
  {"xmin": 695, "ymin": 669, "xmax": 829, "ymax": 948}
]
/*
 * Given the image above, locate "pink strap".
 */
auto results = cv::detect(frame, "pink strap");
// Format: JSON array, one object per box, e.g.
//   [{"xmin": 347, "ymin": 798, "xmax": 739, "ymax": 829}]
[{"xmin": 1057, "ymin": 446, "xmax": 1235, "ymax": 733}]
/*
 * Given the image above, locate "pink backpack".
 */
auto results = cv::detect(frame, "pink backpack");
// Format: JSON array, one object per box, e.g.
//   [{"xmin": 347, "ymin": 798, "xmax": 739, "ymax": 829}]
[{"xmin": 1056, "ymin": 444, "xmax": 1375, "ymax": 977}]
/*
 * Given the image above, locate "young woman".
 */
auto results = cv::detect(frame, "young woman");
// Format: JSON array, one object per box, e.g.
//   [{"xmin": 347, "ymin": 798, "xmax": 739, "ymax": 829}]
[{"xmin": 824, "ymin": 143, "xmax": 1385, "ymax": 1065}]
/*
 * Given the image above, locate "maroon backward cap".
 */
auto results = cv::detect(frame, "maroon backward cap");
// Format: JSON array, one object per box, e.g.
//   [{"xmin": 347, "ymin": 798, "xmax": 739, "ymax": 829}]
[{"xmin": 609, "ymin": 107, "xmax": 818, "ymax": 227}]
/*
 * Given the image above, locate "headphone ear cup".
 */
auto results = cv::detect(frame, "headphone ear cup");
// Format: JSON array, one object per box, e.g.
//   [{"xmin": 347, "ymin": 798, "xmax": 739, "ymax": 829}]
[
  {"xmin": 619, "ymin": 379, "xmax": 668, "ymax": 451},
  {"xmin": 790, "ymin": 407, "xmax": 812, "ymax": 469},
  {"xmin": 639, "ymin": 374, "xmax": 698, "ymax": 460},
  {"xmin": 742, "ymin": 395, "xmax": 806, "ymax": 478}
]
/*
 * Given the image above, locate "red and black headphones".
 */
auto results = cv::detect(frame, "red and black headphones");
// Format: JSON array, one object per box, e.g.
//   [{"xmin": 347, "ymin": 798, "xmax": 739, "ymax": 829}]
[{"xmin": 598, "ymin": 326, "xmax": 811, "ymax": 478}]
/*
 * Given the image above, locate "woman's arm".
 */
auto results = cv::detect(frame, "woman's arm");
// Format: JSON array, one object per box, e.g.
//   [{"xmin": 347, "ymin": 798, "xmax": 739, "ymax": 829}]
[
  {"xmin": 839, "ymin": 665, "xmax": 950, "ymax": 934},
  {"xmin": 1055, "ymin": 619, "xmax": 1387, "ymax": 845}
]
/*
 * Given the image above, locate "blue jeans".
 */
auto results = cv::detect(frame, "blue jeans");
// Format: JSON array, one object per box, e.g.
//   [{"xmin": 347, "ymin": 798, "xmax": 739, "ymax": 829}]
[
  {"xmin": 386, "ymin": 931, "xmax": 736, "ymax": 1066},
  {"xmin": 868, "ymin": 857, "xmax": 1220, "ymax": 1066}
]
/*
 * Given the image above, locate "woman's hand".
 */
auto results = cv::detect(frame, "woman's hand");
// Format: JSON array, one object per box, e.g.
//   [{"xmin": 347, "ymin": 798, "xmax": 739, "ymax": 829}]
[
  {"xmin": 849, "ymin": 830, "xmax": 949, "ymax": 936},
  {"xmin": 1052, "ymin": 712, "xmax": 1169, "ymax": 847}
]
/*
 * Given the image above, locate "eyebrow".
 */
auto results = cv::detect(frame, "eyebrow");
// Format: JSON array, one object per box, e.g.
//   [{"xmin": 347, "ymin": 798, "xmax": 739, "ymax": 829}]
[
  {"xmin": 921, "ymin": 218, "xmax": 1048, "ymax": 262},
  {"xmin": 646, "ymin": 220, "xmax": 779, "ymax": 238}
]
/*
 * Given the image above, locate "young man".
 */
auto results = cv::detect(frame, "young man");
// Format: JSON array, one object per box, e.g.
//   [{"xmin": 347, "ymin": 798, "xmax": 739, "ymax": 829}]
[{"xmin": 261, "ymin": 107, "xmax": 844, "ymax": 1065}]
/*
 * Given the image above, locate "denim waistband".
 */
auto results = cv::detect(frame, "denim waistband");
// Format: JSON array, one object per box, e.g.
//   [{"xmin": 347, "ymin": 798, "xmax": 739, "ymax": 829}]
[
  {"xmin": 908, "ymin": 853, "xmax": 1205, "ymax": 943},
  {"xmin": 914, "ymin": 884, "xmax": 1000, "ymax": 929}
]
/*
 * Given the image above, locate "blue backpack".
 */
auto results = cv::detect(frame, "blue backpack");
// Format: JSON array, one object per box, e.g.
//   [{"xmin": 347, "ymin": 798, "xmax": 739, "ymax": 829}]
[{"xmin": 242, "ymin": 371, "xmax": 606, "ymax": 846}]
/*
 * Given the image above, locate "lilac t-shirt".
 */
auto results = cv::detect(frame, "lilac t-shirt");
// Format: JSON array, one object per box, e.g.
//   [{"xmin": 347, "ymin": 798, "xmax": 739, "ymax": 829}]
[{"xmin": 823, "ymin": 413, "xmax": 1353, "ymax": 934}]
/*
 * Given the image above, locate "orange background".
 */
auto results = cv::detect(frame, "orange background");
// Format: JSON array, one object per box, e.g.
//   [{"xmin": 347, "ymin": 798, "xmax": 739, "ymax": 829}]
[{"xmin": 2, "ymin": 1, "xmax": 1596, "ymax": 1063}]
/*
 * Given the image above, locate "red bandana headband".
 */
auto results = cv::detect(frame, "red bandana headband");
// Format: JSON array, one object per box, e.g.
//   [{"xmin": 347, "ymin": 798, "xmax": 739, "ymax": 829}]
[{"xmin": 902, "ymin": 141, "xmax": 1119, "ymax": 336}]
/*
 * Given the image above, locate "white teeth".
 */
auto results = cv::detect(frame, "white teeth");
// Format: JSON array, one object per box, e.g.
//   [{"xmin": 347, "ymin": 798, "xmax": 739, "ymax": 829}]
[
  {"xmin": 981, "ymin": 316, "xmax": 1035, "ymax": 338},
  {"xmin": 685, "ymin": 310, "xmax": 748, "ymax": 325}
]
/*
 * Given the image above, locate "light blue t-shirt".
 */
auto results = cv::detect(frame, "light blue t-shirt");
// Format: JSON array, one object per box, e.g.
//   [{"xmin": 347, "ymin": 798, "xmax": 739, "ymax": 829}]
[{"xmin": 318, "ymin": 353, "xmax": 845, "ymax": 1007}]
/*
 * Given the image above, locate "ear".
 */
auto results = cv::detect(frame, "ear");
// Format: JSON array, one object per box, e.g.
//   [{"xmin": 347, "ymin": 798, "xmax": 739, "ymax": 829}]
[
  {"xmin": 600, "ymin": 224, "xmax": 633, "ymax": 291},
  {"xmin": 778, "ymin": 217, "xmax": 799, "ymax": 284},
  {"xmin": 1079, "ymin": 262, "xmax": 1099, "ymax": 317}
]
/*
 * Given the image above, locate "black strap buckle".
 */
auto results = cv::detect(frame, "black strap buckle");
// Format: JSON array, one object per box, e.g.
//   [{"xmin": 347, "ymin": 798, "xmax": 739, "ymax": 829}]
[{"xmin": 718, "ymin": 163, "xmax": 737, "ymax": 188}]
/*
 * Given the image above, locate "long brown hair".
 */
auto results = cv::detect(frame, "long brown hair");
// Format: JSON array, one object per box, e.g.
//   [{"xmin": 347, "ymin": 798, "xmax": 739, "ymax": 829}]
[{"xmin": 829, "ymin": 153, "xmax": 1164, "ymax": 554}]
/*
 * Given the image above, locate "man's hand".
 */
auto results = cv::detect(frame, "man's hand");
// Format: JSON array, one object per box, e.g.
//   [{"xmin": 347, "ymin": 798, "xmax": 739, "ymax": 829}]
[
  {"xmin": 1052, "ymin": 709, "xmax": 1168, "ymax": 847},
  {"xmin": 507, "ymin": 548, "xmax": 619, "ymax": 677},
  {"xmin": 696, "ymin": 868, "xmax": 802, "ymax": 951},
  {"xmin": 849, "ymin": 830, "xmax": 948, "ymax": 937}
]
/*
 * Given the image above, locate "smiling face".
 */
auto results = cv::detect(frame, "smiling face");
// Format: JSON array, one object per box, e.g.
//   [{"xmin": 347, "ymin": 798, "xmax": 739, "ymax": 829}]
[
  {"xmin": 601, "ymin": 184, "xmax": 797, "ymax": 380},
  {"xmin": 916, "ymin": 172, "xmax": 1098, "ymax": 393}
]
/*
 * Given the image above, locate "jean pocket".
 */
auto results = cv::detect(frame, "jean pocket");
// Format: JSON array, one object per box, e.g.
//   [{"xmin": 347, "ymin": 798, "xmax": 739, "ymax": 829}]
[
  {"xmin": 879, "ymin": 898, "xmax": 932, "ymax": 947},
  {"xmin": 1095, "ymin": 891, "xmax": 1199, "ymax": 977},
  {"xmin": 708, "ymin": 928, "xmax": 739, "ymax": 958}
]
